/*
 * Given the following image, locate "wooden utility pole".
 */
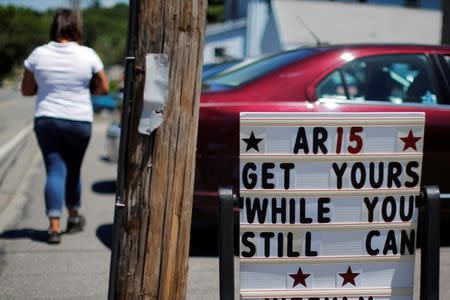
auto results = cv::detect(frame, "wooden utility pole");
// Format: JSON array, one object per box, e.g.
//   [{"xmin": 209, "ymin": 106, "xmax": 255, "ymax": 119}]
[{"xmin": 110, "ymin": 0, "xmax": 207, "ymax": 299}]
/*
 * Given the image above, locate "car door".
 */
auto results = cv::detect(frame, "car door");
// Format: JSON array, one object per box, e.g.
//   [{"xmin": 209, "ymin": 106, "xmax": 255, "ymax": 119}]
[{"xmin": 313, "ymin": 53, "xmax": 450, "ymax": 193}]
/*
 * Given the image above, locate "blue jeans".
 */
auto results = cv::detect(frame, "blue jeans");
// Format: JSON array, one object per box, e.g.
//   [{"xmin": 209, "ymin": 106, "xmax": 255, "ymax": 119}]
[{"xmin": 34, "ymin": 117, "xmax": 91, "ymax": 218}]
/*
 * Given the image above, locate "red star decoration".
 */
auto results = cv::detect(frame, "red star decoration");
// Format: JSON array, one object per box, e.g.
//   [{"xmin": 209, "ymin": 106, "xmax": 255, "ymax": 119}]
[
  {"xmin": 400, "ymin": 130, "xmax": 421, "ymax": 151},
  {"xmin": 339, "ymin": 266, "xmax": 360, "ymax": 286},
  {"xmin": 289, "ymin": 267, "xmax": 310, "ymax": 287}
]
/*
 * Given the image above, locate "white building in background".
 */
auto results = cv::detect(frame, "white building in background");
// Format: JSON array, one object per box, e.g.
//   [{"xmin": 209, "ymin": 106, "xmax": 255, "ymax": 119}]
[
  {"xmin": 204, "ymin": 0, "xmax": 443, "ymax": 64},
  {"xmin": 204, "ymin": 19, "xmax": 246, "ymax": 64}
]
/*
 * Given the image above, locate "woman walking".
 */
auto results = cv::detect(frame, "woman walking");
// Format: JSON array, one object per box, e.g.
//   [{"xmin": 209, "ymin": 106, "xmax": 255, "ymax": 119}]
[{"xmin": 21, "ymin": 9, "xmax": 109, "ymax": 244}]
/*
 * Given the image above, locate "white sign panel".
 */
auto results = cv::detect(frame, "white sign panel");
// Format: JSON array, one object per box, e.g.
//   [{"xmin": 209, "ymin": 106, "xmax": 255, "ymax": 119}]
[{"xmin": 239, "ymin": 112, "xmax": 425, "ymax": 300}]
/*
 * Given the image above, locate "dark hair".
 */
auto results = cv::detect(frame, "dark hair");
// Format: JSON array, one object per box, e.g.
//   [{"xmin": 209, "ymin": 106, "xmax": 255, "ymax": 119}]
[{"xmin": 50, "ymin": 9, "xmax": 83, "ymax": 44}]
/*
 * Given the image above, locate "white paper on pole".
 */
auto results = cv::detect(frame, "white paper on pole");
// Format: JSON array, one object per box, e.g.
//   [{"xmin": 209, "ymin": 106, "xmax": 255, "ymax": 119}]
[
  {"xmin": 138, "ymin": 53, "xmax": 169, "ymax": 135},
  {"xmin": 239, "ymin": 112, "xmax": 425, "ymax": 300}
]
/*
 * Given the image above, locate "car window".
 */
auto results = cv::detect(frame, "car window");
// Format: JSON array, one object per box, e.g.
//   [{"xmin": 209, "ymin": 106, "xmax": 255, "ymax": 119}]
[
  {"xmin": 316, "ymin": 69, "xmax": 360, "ymax": 99},
  {"xmin": 317, "ymin": 54, "xmax": 440, "ymax": 105},
  {"xmin": 317, "ymin": 70, "xmax": 345, "ymax": 99},
  {"xmin": 204, "ymin": 49, "xmax": 322, "ymax": 88}
]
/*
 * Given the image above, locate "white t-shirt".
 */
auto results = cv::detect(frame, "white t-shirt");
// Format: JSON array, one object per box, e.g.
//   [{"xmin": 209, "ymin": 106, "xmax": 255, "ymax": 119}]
[{"xmin": 24, "ymin": 41, "xmax": 104, "ymax": 122}]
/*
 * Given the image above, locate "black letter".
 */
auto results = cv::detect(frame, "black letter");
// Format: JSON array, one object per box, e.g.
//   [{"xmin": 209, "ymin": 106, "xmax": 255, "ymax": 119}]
[
  {"xmin": 293, "ymin": 127, "xmax": 309, "ymax": 154},
  {"xmin": 272, "ymin": 197, "xmax": 286, "ymax": 224},
  {"xmin": 299, "ymin": 198, "xmax": 312, "ymax": 224},
  {"xmin": 260, "ymin": 232, "xmax": 275, "ymax": 257},
  {"xmin": 261, "ymin": 163, "xmax": 275, "ymax": 189},
  {"xmin": 318, "ymin": 197, "xmax": 331, "ymax": 223},
  {"xmin": 405, "ymin": 161, "xmax": 420, "ymax": 188},
  {"xmin": 383, "ymin": 230, "xmax": 398, "ymax": 255},
  {"xmin": 387, "ymin": 162, "xmax": 402, "ymax": 188},
  {"xmin": 351, "ymin": 162, "xmax": 366, "ymax": 189},
  {"xmin": 366, "ymin": 230, "xmax": 380, "ymax": 255},
  {"xmin": 289, "ymin": 198, "xmax": 296, "ymax": 224},
  {"xmin": 280, "ymin": 163, "xmax": 295, "ymax": 189},
  {"xmin": 246, "ymin": 197, "xmax": 268, "ymax": 224},
  {"xmin": 277, "ymin": 233, "xmax": 284, "ymax": 257},
  {"xmin": 369, "ymin": 162, "xmax": 384, "ymax": 188},
  {"xmin": 241, "ymin": 232, "xmax": 256, "ymax": 257},
  {"xmin": 400, "ymin": 195, "xmax": 414, "ymax": 222},
  {"xmin": 287, "ymin": 232, "xmax": 300, "ymax": 257},
  {"xmin": 305, "ymin": 231, "xmax": 318, "ymax": 256},
  {"xmin": 400, "ymin": 229, "xmax": 416, "ymax": 255},
  {"xmin": 381, "ymin": 196, "xmax": 396, "ymax": 222},
  {"xmin": 364, "ymin": 197, "xmax": 378, "ymax": 223},
  {"xmin": 242, "ymin": 163, "xmax": 257, "ymax": 189},
  {"xmin": 313, "ymin": 127, "xmax": 328, "ymax": 154},
  {"xmin": 332, "ymin": 163, "xmax": 347, "ymax": 189}
]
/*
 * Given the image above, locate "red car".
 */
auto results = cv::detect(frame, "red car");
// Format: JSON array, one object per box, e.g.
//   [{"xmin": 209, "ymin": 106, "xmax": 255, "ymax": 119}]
[{"xmin": 194, "ymin": 44, "xmax": 450, "ymax": 226}]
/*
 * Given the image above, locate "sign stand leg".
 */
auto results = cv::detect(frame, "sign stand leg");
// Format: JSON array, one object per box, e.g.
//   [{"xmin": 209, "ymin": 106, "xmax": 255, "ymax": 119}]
[
  {"xmin": 420, "ymin": 185, "xmax": 440, "ymax": 300},
  {"xmin": 218, "ymin": 187, "xmax": 236, "ymax": 300}
]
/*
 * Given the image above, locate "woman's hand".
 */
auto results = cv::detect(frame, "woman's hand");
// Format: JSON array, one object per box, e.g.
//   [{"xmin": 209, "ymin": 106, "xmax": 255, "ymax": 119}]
[{"xmin": 21, "ymin": 69, "xmax": 37, "ymax": 96}]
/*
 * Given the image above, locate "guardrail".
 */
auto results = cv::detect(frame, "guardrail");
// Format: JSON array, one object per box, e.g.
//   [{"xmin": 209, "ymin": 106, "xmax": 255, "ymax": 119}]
[{"xmin": 218, "ymin": 186, "xmax": 450, "ymax": 300}]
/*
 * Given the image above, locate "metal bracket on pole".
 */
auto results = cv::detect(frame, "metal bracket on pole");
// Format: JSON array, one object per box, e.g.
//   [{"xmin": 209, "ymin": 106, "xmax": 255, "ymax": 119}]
[
  {"xmin": 218, "ymin": 186, "xmax": 237, "ymax": 300},
  {"xmin": 419, "ymin": 185, "xmax": 440, "ymax": 300}
]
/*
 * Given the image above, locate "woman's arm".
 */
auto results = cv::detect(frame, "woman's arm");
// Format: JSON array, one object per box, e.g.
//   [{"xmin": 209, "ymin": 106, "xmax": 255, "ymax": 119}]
[
  {"xmin": 92, "ymin": 70, "xmax": 110, "ymax": 95},
  {"xmin": 21, "ymin": 69, "xmax": 37, "ymax": 96}
]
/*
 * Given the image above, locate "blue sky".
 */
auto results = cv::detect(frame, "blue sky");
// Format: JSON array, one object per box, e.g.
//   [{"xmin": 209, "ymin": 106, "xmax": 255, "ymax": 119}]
[{"xmin": 0, "ymin": 0, "xmax": 128, "ymax": 11}]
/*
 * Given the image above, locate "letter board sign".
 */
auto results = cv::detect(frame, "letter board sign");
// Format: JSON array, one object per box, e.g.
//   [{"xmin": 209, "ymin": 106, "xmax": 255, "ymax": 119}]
[{"xmin": 239, "ymin": 112, "xmax": 425, "ymax": 300}]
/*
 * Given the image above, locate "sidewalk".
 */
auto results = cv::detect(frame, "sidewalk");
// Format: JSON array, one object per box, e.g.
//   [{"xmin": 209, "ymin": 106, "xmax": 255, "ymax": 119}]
[{"xmin": 0, "ymin": 117, "xmax": 226, "ymax": 299}]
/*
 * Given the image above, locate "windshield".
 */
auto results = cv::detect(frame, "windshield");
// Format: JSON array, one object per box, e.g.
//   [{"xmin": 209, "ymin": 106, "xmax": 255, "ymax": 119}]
[{"xmin": 204, "ymin": 49, "xmax": 320, "ymax": 88}]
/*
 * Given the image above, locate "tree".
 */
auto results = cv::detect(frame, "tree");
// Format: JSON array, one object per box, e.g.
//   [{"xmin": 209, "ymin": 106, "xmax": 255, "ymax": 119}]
[
  {"xmin": 83, "ymin": 4, "xmax": 128, "ymax": 66},
  {"xmin": 0, "ymin": 6, "xmax": 52, "ymax": 82}
]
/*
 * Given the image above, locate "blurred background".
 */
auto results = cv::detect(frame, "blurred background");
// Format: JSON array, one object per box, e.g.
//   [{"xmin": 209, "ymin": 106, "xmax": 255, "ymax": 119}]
[
  {"xmin": 0, "ymin": 0, "xmax": 450, "ymax": 118},
  {"xmin": 1, "ymin": 0, "xmax": 449, "ymax": 91}
]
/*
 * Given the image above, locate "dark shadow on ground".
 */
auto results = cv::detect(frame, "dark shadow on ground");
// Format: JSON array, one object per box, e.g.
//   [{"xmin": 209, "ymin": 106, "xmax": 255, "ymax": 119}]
[
  {"xmin": 96, "ymin": 224, "xmax": 112, "ymax": 249},
  {"xmin": 92, "ymin": 180, "xmax": 116, "ymax": 194},
  {"xmin": 95, "ymin": 223, "xmax": 239, "ymax": 257},
  {"xmin": 0, "ymin": 228, "xmax": 48, "ymax": 244}
]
